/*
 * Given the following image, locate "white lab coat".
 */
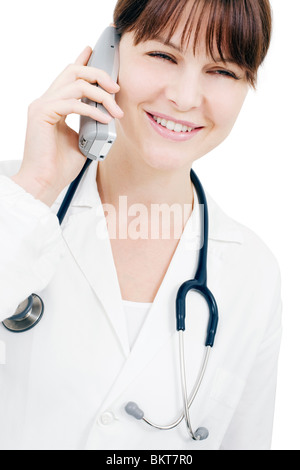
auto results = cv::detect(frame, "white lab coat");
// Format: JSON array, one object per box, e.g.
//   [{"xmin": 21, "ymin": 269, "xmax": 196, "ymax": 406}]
[{"xmin": 0, "ymin": 159, "xmax": 282, "ymax": 451}]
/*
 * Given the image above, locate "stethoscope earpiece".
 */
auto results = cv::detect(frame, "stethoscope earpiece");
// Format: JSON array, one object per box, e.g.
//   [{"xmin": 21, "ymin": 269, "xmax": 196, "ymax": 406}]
[
  {"xmin": 2, "ymin": 294, "xmax": 44, "ymax": 333},
  {"xmin": 194, "ymin": 427, "xmax": 209, "ymax": 441}
]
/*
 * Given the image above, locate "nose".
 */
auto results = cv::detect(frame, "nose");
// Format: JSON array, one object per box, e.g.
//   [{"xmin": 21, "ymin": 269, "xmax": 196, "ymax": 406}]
[{"xmin": 166, "ymin": 69, "xmax": 205, "ymax": 112}]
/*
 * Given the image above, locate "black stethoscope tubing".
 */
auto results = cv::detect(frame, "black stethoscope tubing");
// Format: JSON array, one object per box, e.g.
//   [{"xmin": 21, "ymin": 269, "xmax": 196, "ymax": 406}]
[{"xmin": 176, "ymin": 169, "xmax": 218, "ymax": 347}]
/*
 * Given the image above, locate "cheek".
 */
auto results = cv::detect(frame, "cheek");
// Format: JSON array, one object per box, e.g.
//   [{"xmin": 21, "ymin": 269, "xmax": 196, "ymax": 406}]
[
  {"xmin": 210, "ymin": 86, "xmax": 248, "ymax": 133},
  {"xmin": 117, "ymin": 64, "xmax": 154, "ymax": 109},
  {"xmin": 116, "ymin": 56, "xmax": 169, "ymax": 115}
]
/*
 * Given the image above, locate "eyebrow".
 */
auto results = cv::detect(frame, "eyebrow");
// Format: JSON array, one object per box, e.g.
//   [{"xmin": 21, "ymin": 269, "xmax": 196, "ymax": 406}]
[
  {"xmin": 154, "ymin": 36, "xmax": 183, "ymax": 53},
  {"xmin": 151, "ymin": 36, "xmax": 237, "ymax": 65}
]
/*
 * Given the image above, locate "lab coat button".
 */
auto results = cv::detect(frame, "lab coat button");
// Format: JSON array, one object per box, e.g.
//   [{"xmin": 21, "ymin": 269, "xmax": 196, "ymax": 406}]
[{"xmin": 99, "ymin": 411, "xmax": 115, "ymax": 426}]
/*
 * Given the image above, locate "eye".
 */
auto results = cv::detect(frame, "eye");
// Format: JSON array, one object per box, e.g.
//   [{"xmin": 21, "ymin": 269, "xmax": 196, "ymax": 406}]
[
  {"xmin": 209, "ymin": 69, "xmax": 240, "ymax": 80},
  {"xmin": 147, "ymin": 52, "xmax": 177, "ymax": 64}
]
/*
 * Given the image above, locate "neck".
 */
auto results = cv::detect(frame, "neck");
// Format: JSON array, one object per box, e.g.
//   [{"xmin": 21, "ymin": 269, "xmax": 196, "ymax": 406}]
[{"xmin": 97, "ymin": 147, "xmax": 194, "ymax": 210}]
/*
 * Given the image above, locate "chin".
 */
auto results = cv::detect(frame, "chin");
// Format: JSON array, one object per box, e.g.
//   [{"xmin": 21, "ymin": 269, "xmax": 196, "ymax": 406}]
[{"xmin": 142, "ymin": 148, "xmax": 191, "ymax": 172}]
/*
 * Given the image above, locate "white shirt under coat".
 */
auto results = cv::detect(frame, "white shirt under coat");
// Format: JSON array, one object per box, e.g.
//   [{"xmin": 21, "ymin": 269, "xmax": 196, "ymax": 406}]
[{"xmin": 0, "ymin": 160, "xmax": 282, "ymax": 450}]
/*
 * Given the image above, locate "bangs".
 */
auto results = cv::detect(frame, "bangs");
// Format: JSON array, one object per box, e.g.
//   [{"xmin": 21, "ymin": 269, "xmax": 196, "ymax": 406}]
[{"xmin": 114, "ymin": 0, "xmax": 272, "ymax": 87}]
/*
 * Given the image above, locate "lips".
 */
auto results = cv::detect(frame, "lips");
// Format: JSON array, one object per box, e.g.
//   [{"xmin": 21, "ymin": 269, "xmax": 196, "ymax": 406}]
[
  {"xmin": 147, "ymin": 111, "xmax": 201, "ymax": 129},
  {"xmin": 145, "ymin": 112, "xmax": 204, "ymax": 142}
]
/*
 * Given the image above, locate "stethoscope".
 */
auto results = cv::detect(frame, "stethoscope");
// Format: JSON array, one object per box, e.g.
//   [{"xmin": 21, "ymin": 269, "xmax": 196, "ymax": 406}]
[{"xmin": 2, "ymin": 159, "xmax": 219, "ymax": 442}]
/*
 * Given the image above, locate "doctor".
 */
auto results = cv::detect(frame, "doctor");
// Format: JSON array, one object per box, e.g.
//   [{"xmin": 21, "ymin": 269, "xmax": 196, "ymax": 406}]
[{"xmin": 0, "ymin": 0, "xmax": 281, "ymax": 450}]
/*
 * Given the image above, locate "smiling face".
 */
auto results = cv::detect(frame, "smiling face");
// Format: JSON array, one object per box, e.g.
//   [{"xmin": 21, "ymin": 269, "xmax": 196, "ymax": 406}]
[{"xmin": 113, "ymin": 11, "xmax": 249, "ymax": 172}]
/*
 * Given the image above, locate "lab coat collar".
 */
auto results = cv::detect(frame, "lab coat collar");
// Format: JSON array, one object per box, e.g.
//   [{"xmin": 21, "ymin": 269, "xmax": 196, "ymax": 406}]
[{"xmin": 53, "ymin": 160, "xmax": 243, "ymax": 245}]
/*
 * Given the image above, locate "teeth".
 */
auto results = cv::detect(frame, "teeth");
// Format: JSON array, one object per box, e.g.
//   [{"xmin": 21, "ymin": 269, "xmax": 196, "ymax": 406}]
[{"xmin": 153, "ymin": 115, "xmax": 193, "ymax": 132}]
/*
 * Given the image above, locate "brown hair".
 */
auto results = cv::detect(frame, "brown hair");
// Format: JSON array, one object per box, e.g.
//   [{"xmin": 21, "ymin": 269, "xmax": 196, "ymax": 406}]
[{"xmin": 113, "ymin": 0, "xmax": 272, "ymax": 87}]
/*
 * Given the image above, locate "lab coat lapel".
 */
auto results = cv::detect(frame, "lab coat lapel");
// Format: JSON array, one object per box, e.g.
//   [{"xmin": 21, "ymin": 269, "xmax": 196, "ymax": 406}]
[{"xmin": 62, "ymin": 206, "xmax": 130, "ymax": 357}]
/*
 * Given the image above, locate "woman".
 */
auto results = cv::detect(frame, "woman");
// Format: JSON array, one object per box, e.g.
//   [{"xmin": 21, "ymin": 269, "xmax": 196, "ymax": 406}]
[{"xmin": 0, "ymin": 0, "xmax": 281, "ymax": 450}]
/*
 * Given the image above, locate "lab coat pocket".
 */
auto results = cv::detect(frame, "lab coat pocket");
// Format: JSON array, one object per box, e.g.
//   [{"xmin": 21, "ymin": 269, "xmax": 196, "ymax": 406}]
[
  {"xmin": 210, "ymin": 367, "xmax": 246, "ymax": 409},
  {"xmin": 0, "ymin": 340, "xmax": 6, "ymax": 365}
]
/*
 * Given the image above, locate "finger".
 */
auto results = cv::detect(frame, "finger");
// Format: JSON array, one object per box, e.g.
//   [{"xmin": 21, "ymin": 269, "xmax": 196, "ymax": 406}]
[
  {"xmin": 74, "ymin": 46, "xmax": 93, "ymax": 66},
  {"xmin": 52, "ymin": 80, "xmax": 124, "ymax": 118},
  {"xmin": 46, "ymin": 64, "xmax": 119, "ymax": 96},
  {"xmin": 74, "ymin": 66, "xmax": 120, "ymax": 92},
  {"xmin": 43, "ymin": 99, "xmax": 114, "ymax": 126}
]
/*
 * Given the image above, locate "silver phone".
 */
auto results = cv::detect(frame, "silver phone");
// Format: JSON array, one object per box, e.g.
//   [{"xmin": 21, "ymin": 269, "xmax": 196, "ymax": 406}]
[{"xmin": 78, "ymin": 27, "xmax": 120, "ymax": 161}]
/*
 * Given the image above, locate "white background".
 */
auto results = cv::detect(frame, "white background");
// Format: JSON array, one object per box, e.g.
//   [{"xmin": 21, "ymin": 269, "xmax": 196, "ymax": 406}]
[{"xmin": 0, "ymin": 0, "xmax": 299, "ymax": 450}]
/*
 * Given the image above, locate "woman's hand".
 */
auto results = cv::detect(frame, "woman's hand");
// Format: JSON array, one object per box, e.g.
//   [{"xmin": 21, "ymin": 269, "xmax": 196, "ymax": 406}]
[{"xmin": 12, "ymin": 46, "xmax": 123, "ymax": 206}]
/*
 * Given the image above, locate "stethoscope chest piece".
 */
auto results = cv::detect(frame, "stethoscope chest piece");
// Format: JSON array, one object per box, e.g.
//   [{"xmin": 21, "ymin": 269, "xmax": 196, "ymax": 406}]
[{"xmin": 2, "ymin": 294, "xmax": 44, "ymax": 333}]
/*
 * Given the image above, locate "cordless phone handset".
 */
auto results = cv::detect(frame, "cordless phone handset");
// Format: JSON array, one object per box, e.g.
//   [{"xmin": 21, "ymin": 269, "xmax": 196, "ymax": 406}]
[{"xmin": 78, "ymin": 26, "xmax": 120, "ymax": 161}]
